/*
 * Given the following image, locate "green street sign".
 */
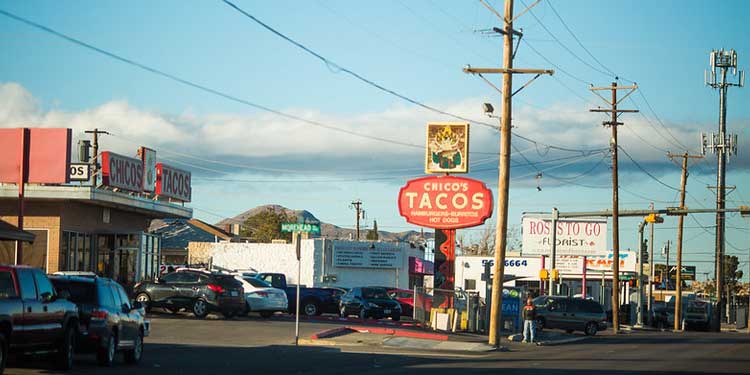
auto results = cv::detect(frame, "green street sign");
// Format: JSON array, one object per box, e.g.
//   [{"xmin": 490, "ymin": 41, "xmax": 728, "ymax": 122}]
[{"xmin": 281, "ymin": 223, "xmax": 320, "ymax": 234}]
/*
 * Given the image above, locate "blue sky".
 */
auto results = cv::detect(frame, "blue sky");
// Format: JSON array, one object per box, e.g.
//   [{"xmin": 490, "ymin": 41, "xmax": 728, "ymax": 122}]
[{"xmin": 1, "ymin": 1, "xmax": 749, "ymax": 280}]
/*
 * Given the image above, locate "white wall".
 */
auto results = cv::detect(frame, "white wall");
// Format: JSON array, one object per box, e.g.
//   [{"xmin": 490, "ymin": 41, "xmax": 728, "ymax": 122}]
[
  {"xmin": 456, "ymin": 256, "xmax": 543, "ymax": 299},
  {"xmin": 206, "ymin": 240, "xmax": 318, "ymax": 286}
]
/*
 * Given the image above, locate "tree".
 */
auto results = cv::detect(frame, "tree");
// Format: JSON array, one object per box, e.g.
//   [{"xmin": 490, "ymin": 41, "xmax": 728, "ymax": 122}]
[
  {"xmin": 461, "ymin": 224, "xmax": 521, "ymax": 256},
  {"xmin": 240, "ymin": 207, "xmax": 294, "ymax": 243},
  {"xmin": 366, "ymin": 220, "xmax": 379, "ymax": 241}
]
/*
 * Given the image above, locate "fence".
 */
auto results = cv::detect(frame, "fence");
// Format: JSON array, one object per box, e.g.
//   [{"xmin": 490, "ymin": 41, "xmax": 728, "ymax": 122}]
[{"xmin": 412, "ymin": 287, "xmax": 485, "ymax": 333}]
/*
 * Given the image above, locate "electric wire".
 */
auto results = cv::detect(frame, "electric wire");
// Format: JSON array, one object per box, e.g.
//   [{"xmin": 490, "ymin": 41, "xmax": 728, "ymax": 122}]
[{"xmin": 618, "ymin": 146, "xmax": 680, "ymax": 192}]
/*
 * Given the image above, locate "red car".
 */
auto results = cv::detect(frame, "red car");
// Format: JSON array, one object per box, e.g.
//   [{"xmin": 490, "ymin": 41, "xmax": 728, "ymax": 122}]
[{"xmin": 387, "ymin": 289, "xmax": 426, "ymax": 317}]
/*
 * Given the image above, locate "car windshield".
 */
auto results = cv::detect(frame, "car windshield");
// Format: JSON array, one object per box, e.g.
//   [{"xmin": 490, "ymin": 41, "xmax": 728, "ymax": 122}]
[
  {"xmin": 51, "ymin": 280, "xmax": 96, "ymax": 304},
  {"xmin": 362, "ymin": 288, "xmax": 390, "ymax": 299},
  {"xmin": 244, "ymin": 278, "xmax": 271, "ymax": 288}
]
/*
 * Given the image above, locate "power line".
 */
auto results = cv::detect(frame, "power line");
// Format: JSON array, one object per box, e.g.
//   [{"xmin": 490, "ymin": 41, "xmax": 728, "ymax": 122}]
[
  {"xmin": 618, "ymin": 146, "xmax": 680, "ymax": 192},
  {"xmin": 637, "ymin": 90, "xmax": 690, "ymax": 151}
]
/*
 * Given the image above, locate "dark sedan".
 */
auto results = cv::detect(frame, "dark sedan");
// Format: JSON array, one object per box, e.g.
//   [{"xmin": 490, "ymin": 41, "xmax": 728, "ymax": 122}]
[
  {"xmin": 50, "ymin": 275, "xmax": 148, "ymax": 366},
  {"xmin": 339, "ymin": 287, "xmax": 401, "ymax": 321}
]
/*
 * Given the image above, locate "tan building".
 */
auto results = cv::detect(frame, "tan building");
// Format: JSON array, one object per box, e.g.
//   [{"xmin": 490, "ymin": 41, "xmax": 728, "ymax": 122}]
[{"xmin": 0, "ymin": 184, "xmax": 191, "ymax": 286}]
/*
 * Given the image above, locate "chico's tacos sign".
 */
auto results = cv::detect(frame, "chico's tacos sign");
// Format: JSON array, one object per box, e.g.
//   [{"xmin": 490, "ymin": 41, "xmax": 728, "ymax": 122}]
[
  {"xmin": 156, "ymin": 163, "xmax": 191, "ymax": 202},
  {"xmin": 101, "ymin": 151, "xmax": 191, "ymax": 202},
  {"xmin": 398, "ymin": 175, "xmax": 493, "ymax": 229}
]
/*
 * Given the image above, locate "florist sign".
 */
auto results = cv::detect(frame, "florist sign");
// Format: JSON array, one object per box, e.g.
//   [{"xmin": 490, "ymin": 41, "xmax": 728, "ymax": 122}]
[{"xmin": 521, "ymin": 215, "xmax": 607, "ymax": 256}]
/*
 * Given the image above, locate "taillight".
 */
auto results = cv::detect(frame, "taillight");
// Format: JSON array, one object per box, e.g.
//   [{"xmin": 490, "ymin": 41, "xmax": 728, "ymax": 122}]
[
  {"xmin": 91, "ymin": 309, "xmax": 108, "ymax": 320},
  {"xmin": 254, "ymin": 292, "xmax": 268, "ymax": 297},
  {"xmin": 207, "ymin": 284, "xmax": 224, "ymax": 294}
]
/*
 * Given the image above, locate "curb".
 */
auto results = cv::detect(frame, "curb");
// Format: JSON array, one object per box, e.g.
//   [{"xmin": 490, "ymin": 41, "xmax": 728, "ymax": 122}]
[
  {"xmin": 536, "ymin": 336, "xmax": 588, "ymax": 346},
  {"xmin": 311, "ymin": 327, "xmax": 354, "ymax": 340},
  {"xmin": 280, "ymin": 314, "xmax": 424, "ymax": 328},
  {"xmin": 347, "ymin": 326, "xmax": 449, "ymax": 341}
]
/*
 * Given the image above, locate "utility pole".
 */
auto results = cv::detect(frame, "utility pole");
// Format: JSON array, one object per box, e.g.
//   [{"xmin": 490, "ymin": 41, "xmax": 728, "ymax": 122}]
[
  {"xmin": 350, "ymin": 200, "xmax": 363, "ymax": 241},
  {"xmin": 463, "ymin": 0, "xmax": 553, "ymax": 347},
  {"xmin": 668, "ymin": 151, "xmax": 703, "ymax": 331},
  {"xmin": 589, "ymin": 82, "xmax": 638, "ymax": 334},
  {"xmin": 84, "ymin": 128, "xmax": 109, "ymax": 176},
  {"xmin": 703, "ymin": 49, "xmax": 744, "ymax": 331},
  {"xmin": 648, "ymin": 202, "xmax": 655, "ymax": 325}
]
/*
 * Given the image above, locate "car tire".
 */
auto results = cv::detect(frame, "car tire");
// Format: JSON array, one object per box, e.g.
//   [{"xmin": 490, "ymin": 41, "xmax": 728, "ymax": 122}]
[
  {"xmin": 359, "ymin": 308, "xmax": 367, "ymax": 320},
  {"xmin": 585, "ymin": 322, "xmax": 598, "ymax": 336},
  {"xmin": 192, "ymin": 299, "xmax": 209, "ymax": 319},
  {"xmin": 302, "ymin": 300, "xmax": 320, "ymax": 316},
  {"xmin": 97, "ymin": 332, "xmax": 116, "ymax": 367},
  {"xmin": 124, "ymin": 331, "xmax": 143, "ymax": 364},
  {"xmin": 259, "ymin": 311, "xmax": 273, "ymax": 319},
  {"xmin": 0, "ymin": 332, "xmax": 8, "ymax": 375},
  {"xmin": 55, "ymin": 324, "xmax": 75, "ymax": 370},
  {"xmin": 135, "ymin": 293, "xmax": 152, "ymax": 313}
]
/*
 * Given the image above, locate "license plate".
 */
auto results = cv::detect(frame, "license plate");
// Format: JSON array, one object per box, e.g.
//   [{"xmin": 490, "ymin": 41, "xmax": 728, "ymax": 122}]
[
  {"xmin": 384, "ymin": 309, "xmax": 391, "ymax": 314},
  {"xmin": 231, "ymin": 291, "xmax": 239, "ymax": 297}
]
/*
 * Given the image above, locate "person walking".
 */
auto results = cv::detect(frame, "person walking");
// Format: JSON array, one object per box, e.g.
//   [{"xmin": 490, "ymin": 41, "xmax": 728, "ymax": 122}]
[{"xmin": 522, "ymin": 296, "xmax": 537, "ymax": 343}]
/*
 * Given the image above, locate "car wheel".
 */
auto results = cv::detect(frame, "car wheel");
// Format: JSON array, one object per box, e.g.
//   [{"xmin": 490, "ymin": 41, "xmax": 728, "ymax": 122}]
[
  {"xmin": 55, "ymin": 324, "xmax": 75, "ymax": 370},
  {"xmin": 135, "ymin": 293, "xmax": 151, "ymax": 313},
  {"xmin": 259, "ymin": 311, "xmax": 273, "ymax": 319},
  {"xmin": 0, "ymin": 332, "xmax": 8, "ymax": 375},
  {"xmin": 359, "ymin": 308, "xmax": 367, "ymax": 320},
  {"xmin": 124, "ymin": 331, "xmax": 143, "ymax": 364},
  {"xmin": 302, "ymin": 301, "xmax": 320, "ymax": 316},
  {"xmin": 192, "ymin": 299, "xmax": 209, "ymax": 319},
  {"xmin": 97, "ymin": 332, "xmax": 116, "ymax": 367},
  {"xmin": 585, "ymin": 322, "xmax": 598, "ymax": 336}
]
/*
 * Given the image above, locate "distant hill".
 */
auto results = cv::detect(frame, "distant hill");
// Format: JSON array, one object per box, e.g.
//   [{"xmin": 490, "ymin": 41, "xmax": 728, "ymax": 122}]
[{"xmin": 216, "ymin": 204, "xmax": 429, "ymax": 242}]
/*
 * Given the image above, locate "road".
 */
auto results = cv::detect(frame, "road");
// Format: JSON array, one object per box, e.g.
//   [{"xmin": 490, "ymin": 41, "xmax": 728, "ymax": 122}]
[{"xmin": 7, "ymin": 313, "xmax": 750, "ymax": 374}]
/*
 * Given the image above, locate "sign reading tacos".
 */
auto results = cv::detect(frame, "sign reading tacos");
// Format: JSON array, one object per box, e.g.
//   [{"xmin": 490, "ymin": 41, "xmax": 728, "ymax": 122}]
[
  {"xmin": 101, "ymin": 151, "xmax": 144, "ymax": 192},
  {"xmin": 156, "ymin": 163, "xmax": 191, "ymax": 202},
  {"xmin": 398, "ymin": 175, "xmax": 493, "ymax": 229}
]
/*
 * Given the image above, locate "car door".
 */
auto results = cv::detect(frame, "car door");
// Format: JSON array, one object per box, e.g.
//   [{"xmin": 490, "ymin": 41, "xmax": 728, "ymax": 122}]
[
  {"xmin": 349, "ymin": 288, "xmax": 363, "ymax": 312},
  {"xmin": 111, "ymin": 283, "xmax": 136, "ymax": 347},
  {"xmin": 32, "ymin": 269, "xmax": 65, "ymax": 346},
  {"xmin": 14, "ymin": 269, "xmax": 38, "ymax": 347},
  {"xmin": 151, "ymin": 272, "xmax": 183, "ymax": 305},
  {"xmin": 546, "ymin": 299, "xmax": 568, "ymax": 329},
  {"xmin": 339, "ymin": 290, "xmax": 352, "ymax": 314},
  {"xmin": 116, "ymin": 283, "xmax": 140, "ymax": 342},
  {"xmin": 177, "ymin": 272, "xmax": 202, "ymax": 302},
  {"xmin": 565, "ymin": 299, "xmax": 586, "ymax": 331}
]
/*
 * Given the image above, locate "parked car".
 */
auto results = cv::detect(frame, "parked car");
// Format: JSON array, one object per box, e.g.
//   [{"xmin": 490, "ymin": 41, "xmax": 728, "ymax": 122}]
[
  {"xmin": 684, "ymin": 299, "xmax": 712, "ymax": 331},
  {"xmin": 533, "ymin": 296, "xmax": 608, "ymax": 336},
  {"xmin": 339, "ymin": 287, "xmax": 402, "ymax": 321},
  {"xmin": 0, "ymin": 265, "xmax": 79, "ymax": 373},
  {"xmin": 253, "ymin": 273, "xmax": 340, "ymax": 316},
  {"xmin": 236, "ymin": 276, "xmax": 288, "ymax": 318},
  {"xmin": 133, "ymin": 270, "xmax": 245, "ymax": 319},
  {"xmin": 387, "ymin": 289, "xmax": 415, "ymax": 317},
  {"xmin": 49, "ymin": 275, "xmax": 149, "ymax": 366}
]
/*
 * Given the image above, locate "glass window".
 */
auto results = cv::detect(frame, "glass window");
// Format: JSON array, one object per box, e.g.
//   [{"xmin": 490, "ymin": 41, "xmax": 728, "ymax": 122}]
[
  {"xmin": 67, "ymin": 233, "xmax": 77, "ymax": 272},
  {"xmin": 160, "ymin": 272, "xmax": 182, "ymax": 284},
  {"xmin": 244, "ymin": 278, "xmax": 271, "ymax": 288},
  {"xmin": 18, "ymin": 269, "xmax": 37, "ymax": 300},
  {"xmin": 0, "ymin": 271, "xmax": 17, "ymax": 299},
  {"xmin": 59, "ymin": 233, "xmax": 69, "ymax": 271},
  {"xmin": 51, "ymin": 280, "xmax": 96, "ymax": 304},
  {"xmin": 110, "ymin": 284, "xmax": 123, "ymax": 308},
  {"xmin": 181, "ymin": 272, "xmax": 200, "ymax": 284},
  {"xmin": 97, "ymin": 283, "xmax": 116, "ymax": 308},
  {"xmin": 464, "ymin": 279, "xmax": 477, "ymax": 290},
  {"xmin": 362, "ymin": 288, "xmax": 389, "ymax": 299},
  {"xmin": 116, "ymin": 284, "xmax": 130, "ymax": 310},
  {"xmin": 32, "ymin": 270, "xmax": 54, "ymax": 299}
]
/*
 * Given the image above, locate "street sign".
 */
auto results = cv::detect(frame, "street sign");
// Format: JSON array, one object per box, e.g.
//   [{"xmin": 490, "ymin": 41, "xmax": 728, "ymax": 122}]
[
  {"xmin": 281, "ymin": 223, "xmax": 320, "ymax": 234},
  {"xmin": 397, "ymin": 175, "xmax": 493, "ymax": 229}
]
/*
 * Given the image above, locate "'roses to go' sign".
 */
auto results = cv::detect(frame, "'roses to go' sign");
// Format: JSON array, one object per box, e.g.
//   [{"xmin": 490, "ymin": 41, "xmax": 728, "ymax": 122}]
[{"xmin": 398, "ymin": 175, "xmax": 493, "ymax": 229}]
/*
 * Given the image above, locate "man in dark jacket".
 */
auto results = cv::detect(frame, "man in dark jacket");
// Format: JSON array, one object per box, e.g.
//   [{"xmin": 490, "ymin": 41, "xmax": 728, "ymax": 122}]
[{"xmin": 522, "ymin": 296, "xmax": 537, "ymax": 343}]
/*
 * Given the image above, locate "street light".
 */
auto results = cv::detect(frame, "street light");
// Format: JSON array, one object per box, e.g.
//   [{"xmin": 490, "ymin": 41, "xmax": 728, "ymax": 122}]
[{"xmin": 638, "ymin": 214, "xmax": 664, "ymax": 327}]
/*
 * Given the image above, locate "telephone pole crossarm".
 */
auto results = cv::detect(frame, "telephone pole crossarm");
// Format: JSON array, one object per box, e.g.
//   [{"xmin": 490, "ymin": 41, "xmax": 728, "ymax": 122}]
[{"xmin": 464, "ymin": 66, "xmax": 554, "ymax": 75}]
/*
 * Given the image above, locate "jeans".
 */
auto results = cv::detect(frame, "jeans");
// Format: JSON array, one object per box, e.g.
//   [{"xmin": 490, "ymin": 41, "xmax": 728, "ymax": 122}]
[{"xmin": 523, "ymin": 319, "xmax": 536, "ymax": 343}]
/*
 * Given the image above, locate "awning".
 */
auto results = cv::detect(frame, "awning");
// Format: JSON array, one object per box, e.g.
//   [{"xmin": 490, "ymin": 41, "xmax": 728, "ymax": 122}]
[{"xmin": 0, "ymin": 220, "xmax": 35, "ymax": 243}]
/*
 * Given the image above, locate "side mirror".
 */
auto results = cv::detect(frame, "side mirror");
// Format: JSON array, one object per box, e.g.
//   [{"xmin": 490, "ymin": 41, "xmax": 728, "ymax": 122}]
[
  {"xmin": 132, "ymin": 301, "xmax": 143, "ymax": 310},
  {"xmin": 58, "ymin": 290, "xmax": 71, "ymax": 300},
  {"xmin": 40, "ymin": 291, "xmax": 53, "ymax": 303}
]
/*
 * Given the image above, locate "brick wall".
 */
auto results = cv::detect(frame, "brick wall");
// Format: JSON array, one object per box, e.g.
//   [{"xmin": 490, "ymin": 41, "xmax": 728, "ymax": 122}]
[{"xmin": 0, "ymin": 201, "xmax": 62, "ymax": 272}]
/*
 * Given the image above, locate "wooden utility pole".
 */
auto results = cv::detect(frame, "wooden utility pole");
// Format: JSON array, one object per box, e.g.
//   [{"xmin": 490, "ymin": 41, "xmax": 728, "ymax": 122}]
[
  {"xmin": 590, "ymin": 82, "xmax": 638, "ymax": 334},
  {"xmin": 668, "ymin": 151, "xmax": 703, "ymax": 331},
  {"xmin": 350, "ymin": 200, "xmax": 363, "ymax": 241},
  {"xmin": 464, "ymin": 0, "xmax": 553, "ymax": 347},
  {"xmin": 84, "ymin": 128, "xmax": 109, "ymax": 176}
]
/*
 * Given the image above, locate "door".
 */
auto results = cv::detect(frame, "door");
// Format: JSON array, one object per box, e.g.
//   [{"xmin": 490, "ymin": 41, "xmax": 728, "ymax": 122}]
[
  {"xmin": 177, "ymin": 272, "xmax": 202, "ymax": 301},
  {"xmin": 17, "ymin": 269, "xmax": 43, "ymax": 346},
  {"xmin": 546, "ymin": 299, "xmax": 569, "ymax": 329},
  {"xmin": 33, "ymin": 269, "xmax": 64, "ymax": 344},
  {"xmin": 150, "ymin": 272, "xmax": 182, "ymax": 305},
  {"xmin": 566, "ymin": 299, "xmax": 587, "ymax": 331},
  {"xmin": 111, "ymin": 283, "xmax": 135, "ymax": 348}
]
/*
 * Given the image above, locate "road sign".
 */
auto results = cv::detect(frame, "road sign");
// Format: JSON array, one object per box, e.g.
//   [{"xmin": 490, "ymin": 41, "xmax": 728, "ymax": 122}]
[{"xmin": 281, "ymin": 223, "xmax": 320, "ymax": 234}]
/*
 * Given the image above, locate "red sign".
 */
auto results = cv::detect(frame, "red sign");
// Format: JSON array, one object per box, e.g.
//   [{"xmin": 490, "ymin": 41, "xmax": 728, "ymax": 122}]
[
  {"xmin": 156, "ymin": 163, "xmax": 191, "ymax": 202},
  {"xmin": 0, "ymin": 128, "xmax": 71, "ymax": 184},
  {"xmin": 398, "ymin": 175, "xmax": 493, "ymax": 229},
  {"xmin": 101, "ymin": 151, "xmax": 144, "ymax": 192}
]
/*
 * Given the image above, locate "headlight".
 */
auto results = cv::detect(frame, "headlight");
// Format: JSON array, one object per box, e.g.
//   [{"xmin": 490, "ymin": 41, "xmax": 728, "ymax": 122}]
[{"xmin": 367, "ymin": 302, "xmax": 380, "ymax": 308}]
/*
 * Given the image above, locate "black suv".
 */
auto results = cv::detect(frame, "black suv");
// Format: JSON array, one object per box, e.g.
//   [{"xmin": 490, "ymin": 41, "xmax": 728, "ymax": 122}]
[
  {"xmin": 533, "ymin": 296, "xmax": 608, "ymax": 336},
  {"xmin": 50, "ymin": 275, "xmax": 149, "ymax": 366},
  {"xmin": 339, "ymin": 287, "xmax": 402, "ymax": 321},
  {"xmin": 133, "ymin": 270, "xmax": 245, "ymax": 319}
]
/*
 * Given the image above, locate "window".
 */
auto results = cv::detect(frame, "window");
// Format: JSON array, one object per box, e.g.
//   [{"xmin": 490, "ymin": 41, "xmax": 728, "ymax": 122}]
[
  {"xmin": 0, "ymin": 271, "xmax": 17, "ymax": 299},
  {"xmin": 181, "ymin": 272, "xmax": 200, "ymax": 284},
  {"xmin": 18, "ymin": 269, "xmax": 37, "ymax": 300},
  {"xmin": 97, "ymin": 283, "xmax": 116, "ymax": 308},
  {"xmin": 160, "ymin": 272, "xmax": 182, "ymax": 284},
  {"xmin": 464, "ymin": 279, "xmax": 477, "ymax": 291},
  {"xmin": 52, "ymin": 281, "xmax": 96, "ymax": 304},
  {"xmin": 244, "ymin": 278, "xmax": 271, "ymax": 288},
  {"xmin": 111, "ymin": 284, "xmax": 123, "ymax": 308},
  {"xmin": 115, "ymin": 284, "xmax": 131, "ymax": 310},
  {"xmin": 32, "ymin": 270, "xmax": 54, "ymax": 299}
]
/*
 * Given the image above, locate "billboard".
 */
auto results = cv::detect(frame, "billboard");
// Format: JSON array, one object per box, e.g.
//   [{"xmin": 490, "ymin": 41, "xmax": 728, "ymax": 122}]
[
  {"xmin": 398, "ymin": 175, "xmax": 493, "ymax": 229},
  {"xmin": 521, "ymin": 214, "xmax": 607, "ymax": 256},
  {"xmin": 333, "ymin": 245, "xmax": 402, "ymax": 269},
  {"xmin": 101, "ymin": 152, "xmax": 144, "ymax": 192},
  {"xmin": 585, "ymin": 251, "xmax": 637, "ymax": 274},
  {"xmin": 425, "ymin": 123, "xmax": 469, "ymax": 174},
  {"xmin": 0, "ymin": 128, "xmax": 71, "ymax": 184},
  {"xmin": 156, "ymin": 163, "xmax": 192, "ymax": 202},
  {"xmin": 138, "ymin": 147, "xmax": 157, "ymax": 192}
]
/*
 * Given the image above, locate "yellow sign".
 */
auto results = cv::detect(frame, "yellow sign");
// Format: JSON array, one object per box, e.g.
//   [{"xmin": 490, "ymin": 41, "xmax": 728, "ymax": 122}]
[
  {"xmin": 425, "ymin": 123, "xmax": 469, "ymax": 174},
  {"xmin": 551, "ymin": 269, "xmax": 560, "ymax": 280},
  {"xmin": 645, "ymin": 213, "xmax": 664, "ymax": 223},
  {"xmin": 539, "ymin": 269, "xmax": 549, "ymax": 280}
]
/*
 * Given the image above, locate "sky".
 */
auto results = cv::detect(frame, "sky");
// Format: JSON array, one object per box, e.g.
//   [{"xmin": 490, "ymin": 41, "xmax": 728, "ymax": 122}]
[{"xmin": 1, "ymin": 0, "xmax": 749, "ymax": 281}]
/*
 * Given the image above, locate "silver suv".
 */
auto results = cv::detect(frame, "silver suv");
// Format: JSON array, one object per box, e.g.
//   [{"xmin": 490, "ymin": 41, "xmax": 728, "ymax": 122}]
[{"xmin": 533, "ymin": 296, "xmax": 608, "ymax": 336}]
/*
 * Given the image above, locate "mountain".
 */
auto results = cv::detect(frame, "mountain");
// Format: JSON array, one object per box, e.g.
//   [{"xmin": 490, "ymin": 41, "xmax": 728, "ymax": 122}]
[{"xmin": 215, "ymin": 204, "xmax": 428, "ymax": 242}]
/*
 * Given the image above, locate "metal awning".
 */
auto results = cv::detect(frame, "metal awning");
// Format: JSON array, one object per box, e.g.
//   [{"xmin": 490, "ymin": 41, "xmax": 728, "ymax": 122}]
[{"xmin": 0, "ymin": 220, "xmax": 35, "ymax": 243}]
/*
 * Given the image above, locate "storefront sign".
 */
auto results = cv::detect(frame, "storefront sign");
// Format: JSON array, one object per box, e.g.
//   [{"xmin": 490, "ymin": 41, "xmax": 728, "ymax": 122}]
[
  {"xmin": 398, "ymin": 175, "xmax": 493, "ymax": 229},
  {"xmin": 69, "ymin": 163, "xmax": 90, "ymax": 182},
  {"xmin": 101, "ymin": 152, "xmax": 144, "ymax": 192},
  {"xmin": 521, "ymin": 215, "xmax": 607, "ymax": 256},
  {"xmin": 138, "ymin": 147, "xmax": 157, "ymax": 192},
  {"xmin": 425, "ymin": 122, "xmax": 469, "ymax": 174},
  {"xmin": 333, "ymin": 246, "xmax": 402, "ymax": 269},
  {"xmin": 585, "ymin": 251, "xmax": 637, "ymax": 274},
  {"xmin": 156, "ymin": 163, "xmax": 192, "ymax": 202},
  {"xmin": 409, "ymin": 256, "xmax": 434, "ymax": 275},
  {"xmin": 555, "ymin": 256, "xmax": 585, "ymax": 275}
]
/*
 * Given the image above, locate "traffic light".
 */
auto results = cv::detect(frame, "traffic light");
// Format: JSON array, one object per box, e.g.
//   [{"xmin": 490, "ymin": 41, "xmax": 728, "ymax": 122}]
[
  {"xmin": 539, "ymin": 269, "xmax": 549, "ymax": 280},
  {"xmin": 551, "ymin": 268, "xmax": 560, "ymax": 281},
  {"xmin": 641, "ymin": 239, "xmax": 649, "ymax": 263}
]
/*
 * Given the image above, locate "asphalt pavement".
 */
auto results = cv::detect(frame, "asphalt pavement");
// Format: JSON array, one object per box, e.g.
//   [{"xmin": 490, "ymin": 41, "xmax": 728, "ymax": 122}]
[{"xmin": 6, "ymin": 312, "xmax": 750, "ymax": 374}]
